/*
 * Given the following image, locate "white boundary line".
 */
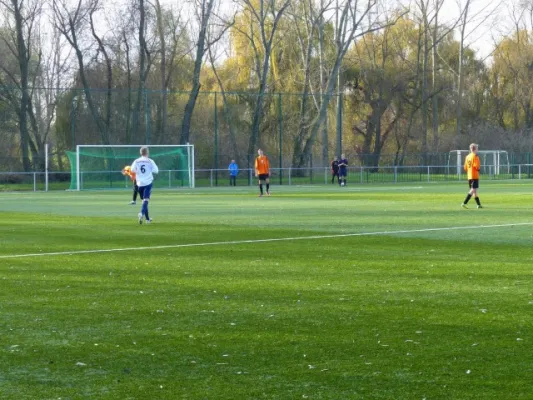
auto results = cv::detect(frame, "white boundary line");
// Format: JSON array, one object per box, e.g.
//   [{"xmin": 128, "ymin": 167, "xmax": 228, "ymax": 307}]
[{"xmin": 2, "ymin": 222, "xmax": 532, "ymax": 260}]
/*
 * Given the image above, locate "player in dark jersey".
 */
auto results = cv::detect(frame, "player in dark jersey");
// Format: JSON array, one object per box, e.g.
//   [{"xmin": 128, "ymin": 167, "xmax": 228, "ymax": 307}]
[
  {"xmin": 338, "ymin": 154, "xmax": 348, "ymax": 186},
  {"xmin": 331, "ymin": 157, "xmax": 340, "ymax": 184}
]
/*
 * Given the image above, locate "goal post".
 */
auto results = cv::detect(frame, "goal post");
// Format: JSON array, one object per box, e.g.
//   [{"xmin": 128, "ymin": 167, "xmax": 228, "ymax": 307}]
[
  {"xmin": 66, "ymin": 144, "xmax": 195, "ymax": 191},
  {"xmin": 448, "ymin": 150, "xmax": 510, "ymax": 176}
]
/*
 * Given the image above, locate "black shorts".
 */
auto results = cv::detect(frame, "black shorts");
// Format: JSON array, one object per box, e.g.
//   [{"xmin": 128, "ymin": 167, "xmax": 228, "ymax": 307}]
[
  {"xmin": 258, "ymin": 174, "xmax": 269, "ymax": 180},
  {"xmin": 468, "ymin": 179, "xmax": 479, "ymax": 189},
  {"xmin": 339, "ymin": 169, "xmax": 347, "ymax": 177}
]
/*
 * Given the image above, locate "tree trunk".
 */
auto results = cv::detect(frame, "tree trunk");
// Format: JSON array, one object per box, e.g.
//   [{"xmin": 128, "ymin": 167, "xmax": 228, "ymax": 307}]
[
  {"xmin": 181, "ymin": 85, "xmax": 201, "ymax": 144},
  {"xmin": 431, "ymin": 4, "xmax": 439, "ymax": 149},
  {"xmin": 319, "ymin": 2, "xmax": 328, "ymax": 166},
  {"xmin": 123, "ymin": 31, "xmax": 133, "ymax": 142},
  {"xmin": 421, "ymin": 12, "xmax": 429, "ymax": 162},
  {"xmin": 134, "ymin": 0, "xmax": 147, "ymax": 140},
  {"xmin": 155, "ymin": 0, "xmax": 168, "ymax": 139},
  {"xmin": 456, "ymin": 0, "xmax": 470, "ymax": 137},
  {"xmin": 247, "ymin": 51, "xmax": 271, "ymax": 157},
  {"xmin": 291, "ymin": 33, "xmax": 314, "ymax": 170},
  {"xmin": 181, "ymin": 0, "xmax": 215, "ymax": 144},
  {"xmin": 90, "ymin": 9, "xmax": 112, "ymax": 140},
  {"xmin": 13, "ymin": 0, "xmax": 31, "ymax": 171}
]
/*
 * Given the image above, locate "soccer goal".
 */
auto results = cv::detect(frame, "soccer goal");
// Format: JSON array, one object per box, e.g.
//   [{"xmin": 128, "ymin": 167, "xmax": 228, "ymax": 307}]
[
  {"xmin": 448, "ymin": 150, "xmax": 510, "ymax": 176},
  {"xmin": 66, "ymin": 144, "xmax": 195, "ymax": 191}
]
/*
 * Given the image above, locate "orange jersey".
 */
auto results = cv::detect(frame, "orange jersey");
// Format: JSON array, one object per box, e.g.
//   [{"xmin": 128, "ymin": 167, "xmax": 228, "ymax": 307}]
[
  {"xmin": 464, "ymin": 153, "xmax": 480, "ymax": 180},
  {"xmin": 255, "ymin": 155, "xmax": 270, "ymax": 175}
]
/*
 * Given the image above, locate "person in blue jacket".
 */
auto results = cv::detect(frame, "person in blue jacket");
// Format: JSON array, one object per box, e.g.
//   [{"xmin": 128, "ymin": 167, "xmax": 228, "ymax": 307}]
[{"xmin": 228, "ymin": 159, "xmax": 239, "ymax": 186}]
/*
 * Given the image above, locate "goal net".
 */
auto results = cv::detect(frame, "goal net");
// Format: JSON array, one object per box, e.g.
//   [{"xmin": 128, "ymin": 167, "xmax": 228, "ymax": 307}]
[
  {"xmin": 66, "ymin": 144, "xmax": 195, "ymax": 191},
  {"xmin": 448, "ymin": 150, "xmax": 510, "ymax": 176}
]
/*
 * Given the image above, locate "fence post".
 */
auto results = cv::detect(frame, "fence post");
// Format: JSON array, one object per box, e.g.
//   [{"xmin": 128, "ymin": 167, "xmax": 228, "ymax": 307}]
[
  {"xmin": 247, "ymin": 154, "xmax": 251, "ymax": 186},
  {"xmin": 336, "ymin": 92, "xmax": 343, "ymax": 158},
  {"xmin": 70, "ymin": 92, "xmax": 78, "ymax": 147},
  {"xmin": 214, "ymin": 92, "xmax": 219, "ymax": 187},
  {"xmin": 519, "ymin": 164, "xmax": 521, "ymax": 180},
  {"xmin": 324, "ymin": 167, "xmax": 327, "ymax": 184},
  {"xmin": 427, "ymin": 166, "xmax": 430, "ymax": 182},
  {"xmin": 360, "ymin": 167, "xmax": 363, "ymax": 184},
  {"xmin": 278, "ymin": 93, "xmax": 283, "ymax": 185},
  {"xmin": 45, "ymin": 143, "xmax": 49, "ymax": 192},
  {"xmin": 394, "ymin": 166, "xmax": 397, "ymax": 183},
  {"xmin": 210, "ymin": 169, "xmax": 213, "ymax": 187},
  {"xmin": 309, "ymin": 154, "xmax": 313, "ymax": 184},
  {"xmin": 168, "ymin": 170, "xmax": 171, "ymax": 188},
  {"xmin": 289, "ymin": 167, "xmax": 292, "ymax": 185},
  {"xmin": 33, "ymin": 173, "xmax": 36, "ymax": 192},
  {"xmin": 145, "ymin": 89, "xmax": 150, "ymax": 144}
]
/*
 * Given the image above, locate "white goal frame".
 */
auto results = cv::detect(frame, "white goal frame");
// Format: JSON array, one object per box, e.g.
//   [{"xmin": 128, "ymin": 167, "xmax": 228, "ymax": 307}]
[
  {"xmin": 75, "ymin": 144, "xmax": 195, "ymax": 191},
  {"xmin": 449, "ymin": 150, "xmax": 510, "ymax": 176}
]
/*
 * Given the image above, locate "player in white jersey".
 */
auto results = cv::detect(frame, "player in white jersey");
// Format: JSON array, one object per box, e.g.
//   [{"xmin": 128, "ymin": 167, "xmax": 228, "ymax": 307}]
[{"xmin": 130, "ymin": 146, "xmax": 159, "ymax": 224}]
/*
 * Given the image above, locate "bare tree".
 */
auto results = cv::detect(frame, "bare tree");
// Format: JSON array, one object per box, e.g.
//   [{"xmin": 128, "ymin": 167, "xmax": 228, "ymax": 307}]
[
  {"xmin": 293, "ymin": 0, "xmax": 406, "ymax": 168},
  {"xmin": 153, "ymin": 0, "xmax": 184, "ymax": 139},
  {"xmin": 89, "ymin": 0, "xmax": 112, "ymax": 140},
  {"xmin": 207, "ymin": 23, "xmax": 240, "ymax": 159},
  {"xmin": 455, "ymin": 0, "xmax": 472, "ymax": 137},
  {"xmin": 431, "ymin": 0, "xmax": 444, "ymax": 148},
  {"xmin": 0, "ymin": 0, "xmax": 42, "ymax": 171},
  {"xmin": 416, "ymin": 0, "xmax": 431, "ymax": 158},
  {"xmin": 110, "ymin": 7, "xmax": 136, "ymax": 141},
  {"xmin": 455, "ymin": 0, "xmax": 501, "ymax": 137},
  {"xmin": 180, "ymin": 0, "xmax": 232, "ymax": 145},
  {"xmin": 413, "ymin": 0, "xmax": 465, "ymax": 153},
  {"xmin": 0, "ymin": 0, "xmax": 70, "ymax": 172},
  {"xmin": 289, "ymin": 0, "xmax": 332, "ymax": 169},
  {"xmin": 132, "ymin": 0, "xmax": 153, "ymax": 140},
  {"xmin": 231, "ymin": 0, "xmax": 291, "ymax": 159},
  {"xmin": 53, "ymin": 0, "xmax": 110, "ymax": 143},
  {"xmin": 34, "ymin": 21, "xmax": 71, "ymax": 170}
]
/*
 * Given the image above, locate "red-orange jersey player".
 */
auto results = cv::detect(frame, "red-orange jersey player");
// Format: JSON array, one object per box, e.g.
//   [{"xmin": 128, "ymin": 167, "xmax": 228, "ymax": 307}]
[
  {"xmin": 254, "ymin": 149, "xmax": 271, "ymax": 197},
  {"xmin": 122, "ymin": 165, "xmax": 142, "ymax": 205},
  {"xmin": 461, "ymin": 143, "xmax": 482, "ymax": 209}
]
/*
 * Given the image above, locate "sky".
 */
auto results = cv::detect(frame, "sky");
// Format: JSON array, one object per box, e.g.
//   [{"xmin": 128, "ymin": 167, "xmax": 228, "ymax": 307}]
[
  {"xmin": 0, "ymin": 0, "xmax": 527, "ymax": 69},
  {"xmin": 398, "ymin": 0, "xmax": 524, "ymax": 61}
]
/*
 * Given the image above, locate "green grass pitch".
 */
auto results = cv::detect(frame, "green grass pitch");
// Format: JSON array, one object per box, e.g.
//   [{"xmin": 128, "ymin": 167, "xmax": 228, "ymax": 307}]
[{"xmin": 1, "ymin": 182, "xmax": 532, "ymax": 399}]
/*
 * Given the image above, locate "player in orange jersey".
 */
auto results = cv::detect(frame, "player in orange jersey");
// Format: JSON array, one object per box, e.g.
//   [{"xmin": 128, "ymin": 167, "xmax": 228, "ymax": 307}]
[
  {"xmin": 254, "ymin": 149, "xmax": 271, "ymax": 197},
  {"xmin": 122, "ymin": 165, "xmax": 142, "ymax": 205},
  {"xmin": 461, "ymin": 143, "xmax": 482, "ymax": 209}
]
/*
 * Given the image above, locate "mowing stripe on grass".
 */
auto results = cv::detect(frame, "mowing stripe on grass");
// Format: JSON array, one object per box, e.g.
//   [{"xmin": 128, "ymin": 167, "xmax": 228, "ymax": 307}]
[
  {"xmin": 2, "ymin": 222, "xmax": 533, "ymax": 260},
  {"xmin": 288, "ymin": 186, "xmax": 425, "ymax": 191}
]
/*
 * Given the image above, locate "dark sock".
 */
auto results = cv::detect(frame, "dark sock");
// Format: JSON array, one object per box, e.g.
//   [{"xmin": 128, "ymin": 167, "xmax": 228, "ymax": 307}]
[
  {"xmin": 463, "ymin": 194, "xmax": 472, "ymax": 204},
  {"xmin": 266, "ymin": 183, "xmax": 270, "ymax": 193},
  {"xmin": 475, "ymin": 197, "xmax": 481, "ymax": 206},
  {"xmin": 259, "ymin": 184, "xmax": 263, "ymax": 194},
  {"xmin": 133, "ymin": 188, "xmax": 137, "ymax": 201},
  {"xmin": 142, "ymin": 201, "xmax": 149, "ymax": 220}
]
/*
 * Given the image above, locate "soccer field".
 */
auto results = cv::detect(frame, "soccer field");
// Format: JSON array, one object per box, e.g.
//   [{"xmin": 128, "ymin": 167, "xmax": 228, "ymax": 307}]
[{"xmin": 1, "ymin": 182, "xmax": 532, "ymax": 399}]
